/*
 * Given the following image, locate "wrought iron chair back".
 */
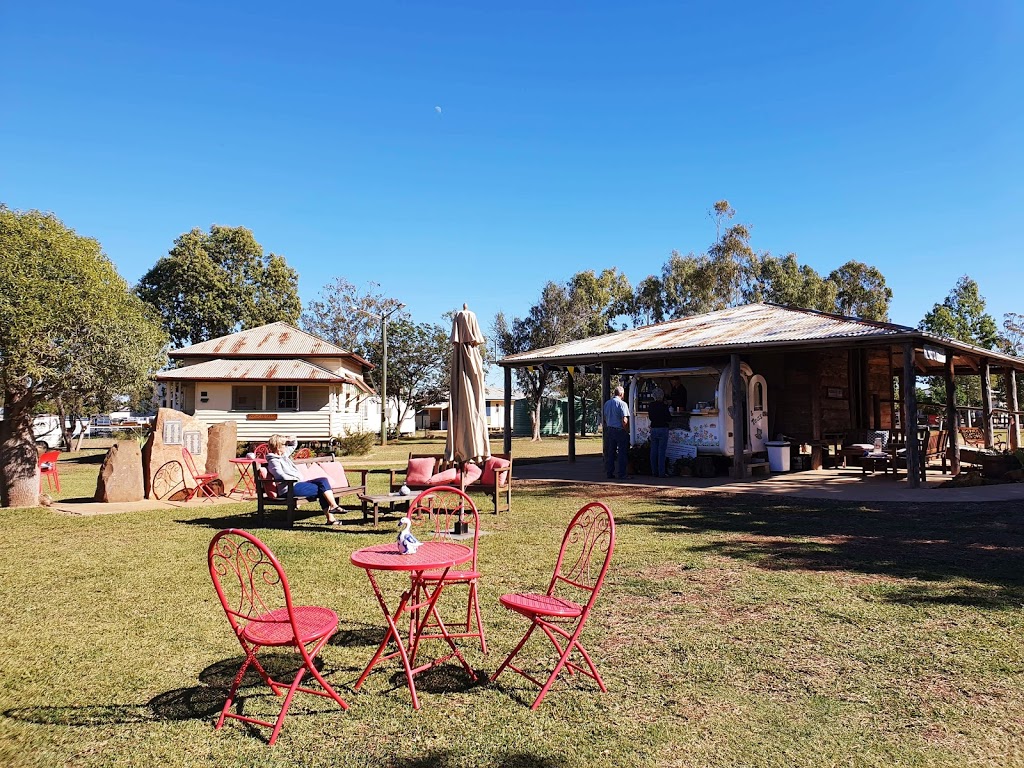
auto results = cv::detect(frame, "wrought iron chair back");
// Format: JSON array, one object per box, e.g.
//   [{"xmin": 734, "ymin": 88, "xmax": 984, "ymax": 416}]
[
  {"xmin": 548, "ymin": 501, "xmax": 615, "ymax": 607},
  {"xmin": 209, "ymin": 529, "xmax": 291, "ymax": 637},
  {"xmin": 253, "ymin": 443, "xmax": 270, "ymax": 460}
]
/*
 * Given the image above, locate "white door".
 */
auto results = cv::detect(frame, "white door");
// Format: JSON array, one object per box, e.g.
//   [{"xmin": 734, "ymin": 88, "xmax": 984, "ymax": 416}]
[{"xmin": 748, "ymin": 375, "xmax": 768, "ymax": 453}]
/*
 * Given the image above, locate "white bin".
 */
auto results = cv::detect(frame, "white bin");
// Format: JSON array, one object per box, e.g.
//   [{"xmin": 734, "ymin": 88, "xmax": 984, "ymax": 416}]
[{"xmin": 766, "ymin": 441, "xmax": 791, "ymax": 472}]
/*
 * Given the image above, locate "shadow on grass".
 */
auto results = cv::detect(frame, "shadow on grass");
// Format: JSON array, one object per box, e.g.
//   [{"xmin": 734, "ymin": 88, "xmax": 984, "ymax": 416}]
[
  {"xmin": 2, "ymin": 654, "xmax": 358, "ymax": 731},
  {"xmin": 520, "ymin": 481, "xmax": 1024, "ymax": 607},
  {"xmin": 175, "ymin": 506, "xmax": 375, "ymax": 534},
  {"xmin": 391, "ymin": 751, "xmax": 567, "ymax": 768}
]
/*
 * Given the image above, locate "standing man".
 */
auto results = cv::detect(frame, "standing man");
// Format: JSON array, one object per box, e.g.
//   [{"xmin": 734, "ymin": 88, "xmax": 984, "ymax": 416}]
[{"xmin": 603, "ymin": 385, "xmax": 631, "ymax": 480}]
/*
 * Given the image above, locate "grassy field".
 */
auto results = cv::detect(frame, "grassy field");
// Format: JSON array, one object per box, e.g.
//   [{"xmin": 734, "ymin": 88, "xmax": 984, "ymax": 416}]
[{"xmin": 7, "ymin": 456, "xmax": 1024, "ymax": 767}]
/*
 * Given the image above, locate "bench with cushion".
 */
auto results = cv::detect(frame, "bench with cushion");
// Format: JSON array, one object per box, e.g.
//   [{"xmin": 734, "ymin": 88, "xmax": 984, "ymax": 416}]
[
  {"xmin": 389, "ymin": 452, "xmax": 513, "ymax": 514},
  {"xmin": 254, "ymin": 454, "xmax": 368, "ymax": 527}
]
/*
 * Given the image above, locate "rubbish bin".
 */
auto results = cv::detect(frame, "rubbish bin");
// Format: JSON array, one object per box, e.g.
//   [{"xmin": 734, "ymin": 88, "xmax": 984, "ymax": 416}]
[{"xmin": 766, "ymin": 441, "xmax": 791, "ymax": 472}]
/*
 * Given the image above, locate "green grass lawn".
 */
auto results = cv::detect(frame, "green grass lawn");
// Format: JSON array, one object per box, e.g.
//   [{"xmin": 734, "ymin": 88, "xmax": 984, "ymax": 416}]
[{"xmin": 6, "ymin": 467, "xmax": 1024, "ymax": 766}]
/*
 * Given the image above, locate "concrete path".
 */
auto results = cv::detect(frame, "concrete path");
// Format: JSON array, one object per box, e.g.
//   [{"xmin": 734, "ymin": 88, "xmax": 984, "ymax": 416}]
[
  {"xmin": 513, "ymin": 456, "xmax": 1024, "ymax": 504},
  {"xmin": 53, "ymin": 495, "xmax": 244, "ymax": 517}
]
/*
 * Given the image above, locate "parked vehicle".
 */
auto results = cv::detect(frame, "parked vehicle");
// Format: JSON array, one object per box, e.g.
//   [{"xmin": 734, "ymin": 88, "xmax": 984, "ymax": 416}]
[{"xmin": 31, "ymin": 416, "xmax": 88, "ymax": 450}]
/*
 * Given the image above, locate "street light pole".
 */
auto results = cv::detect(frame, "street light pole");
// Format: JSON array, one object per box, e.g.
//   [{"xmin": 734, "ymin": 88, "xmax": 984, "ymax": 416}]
[{"xmin": 353, "ymin": 302, "xmax": 406, "ymax": 447}]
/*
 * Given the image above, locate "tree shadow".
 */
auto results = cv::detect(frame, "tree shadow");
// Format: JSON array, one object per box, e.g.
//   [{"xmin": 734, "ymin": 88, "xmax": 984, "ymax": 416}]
[
  {"xmin": 615, "ymin": 493, "xmax": 1024, "ymax": 607},
  {"xmin": 175, "ymin": 508, "xmax": 381, "ymax": 534}
]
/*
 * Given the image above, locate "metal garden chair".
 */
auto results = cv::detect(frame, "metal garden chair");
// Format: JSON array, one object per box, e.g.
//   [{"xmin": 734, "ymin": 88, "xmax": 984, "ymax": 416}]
[
  {"xmin": 208, "ymin": 529, "xmax": 348, "ymax": 746},
  {"xmin": 182, "ymin": 447, "xmax": 219, "ymax": 501},
  {"xmin": 490, "ymin": 501, "xmax": 615, "ymax": 709},
  {"xmin": 407, "ymin": 486, "xmax": 487, "ymax": 653}
]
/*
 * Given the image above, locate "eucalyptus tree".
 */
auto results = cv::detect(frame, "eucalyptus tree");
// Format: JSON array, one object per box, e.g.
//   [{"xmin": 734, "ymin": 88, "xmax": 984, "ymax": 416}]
[
  {"xmin": 0, "ymin": 206, "xmax": 167, "ymax": 507},
  {"xmin": 136, "ymin": 225, "xmax": 300, "ymax": 347}
]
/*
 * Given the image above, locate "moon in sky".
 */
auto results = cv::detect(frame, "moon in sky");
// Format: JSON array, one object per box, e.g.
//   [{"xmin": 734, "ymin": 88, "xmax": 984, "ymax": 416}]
[{"xmin": 434, "ymin": 106, "xmax": 442, "ymax": 114}]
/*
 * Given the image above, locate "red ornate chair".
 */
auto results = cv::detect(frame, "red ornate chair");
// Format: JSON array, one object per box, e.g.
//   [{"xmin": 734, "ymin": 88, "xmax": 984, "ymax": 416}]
[
  {"xmin": 38, "ymin": 450, "xmax": 61, "ymax": 493},
  {"xmin": 208, "ymin": 529, "xmax": 348, "ymax": 746},
  {"xmin": 182, "ymin": 447, "xmax": 218, "ymax": 501},
  {"xmin": 407, "ymin": 486, "xmax": 487, "ymax": 653},
  {"xmin": 490, "ymin": 501, "xmax": 615, "ymax": 709},
  {"xmin": 292, "ymin": 446, "xmax": 313, "ymax": 459},
  {"xmin": 253, "ymin": 443, "xmax": 270, "ymax": 461}
]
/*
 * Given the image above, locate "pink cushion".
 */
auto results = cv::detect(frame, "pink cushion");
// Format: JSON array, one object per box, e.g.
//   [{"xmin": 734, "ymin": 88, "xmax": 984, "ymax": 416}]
[
  {"xmin": 298, "ymin": 463, "xmax": 326, "ymax": 481},
  {"xmin": 258, "ymin": 467, "xmax": 277, "ymax": 499},
  {"xmin": 428, "ymin": 467, "xmax": 459, "ymax": 485},
  {"xmin": 319, "ymin": 461, "xmax": 349, "ymax": 488},
  {"xmin": 481, "ymin": 456, "xmax": 510, "ymax": 486},
  {"xmin": 406, "ymin": 457, "xmax": 436, "ymax": 485},
  {"xmin": 461, "ymin": 462, "xmax": 483, "ymax": 486}
]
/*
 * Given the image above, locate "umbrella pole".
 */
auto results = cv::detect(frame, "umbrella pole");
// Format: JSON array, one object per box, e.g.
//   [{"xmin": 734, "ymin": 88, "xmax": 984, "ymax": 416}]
[{"xmin": 454, "ymin": 460, "xmax": 467, "ymax": 535}]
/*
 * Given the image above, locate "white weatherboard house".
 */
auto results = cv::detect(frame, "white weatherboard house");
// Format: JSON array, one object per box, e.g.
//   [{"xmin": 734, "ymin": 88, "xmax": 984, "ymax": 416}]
[{"xmin": 154, "ymin": 323, "xmax": 375, "ymax": 442}]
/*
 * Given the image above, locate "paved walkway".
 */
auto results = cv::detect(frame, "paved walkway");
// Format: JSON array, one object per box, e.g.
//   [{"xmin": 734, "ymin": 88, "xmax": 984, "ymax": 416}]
[
  {"xmin": 53, "ymin": 495, "xmax": 243, "ymax": 517},
  {"xmin": 513, "ymin": 456, "xmax": 1024, "ymax": 504}
]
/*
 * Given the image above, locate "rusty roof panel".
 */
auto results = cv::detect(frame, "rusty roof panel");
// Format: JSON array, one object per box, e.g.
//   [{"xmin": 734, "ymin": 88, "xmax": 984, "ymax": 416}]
[
  {"xmin": 172, "ymin": 322, "xmax": 356, "ymax": 358},
  {"xmin": 155, "ymin": 358, "xmax": 373, "ymax": 392},
  {"xmin": 502, "ymin": 304, "xmax": 911, "ymax": 362}
]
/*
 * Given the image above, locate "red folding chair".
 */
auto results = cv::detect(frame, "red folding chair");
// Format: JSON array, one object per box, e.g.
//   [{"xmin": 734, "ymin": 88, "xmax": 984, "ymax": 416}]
[
  {"xmin": 182, "ymin": 447, "xmax": 218, "ymax": 501},
  {"xmin": 490, "ymin": 501, "xmax": 615, "ymax": 709},
  {"xmin": 407, "ymin": 486, "xmax": 487, "ymax": 653},
  {"xmin": 39, "ymin": 450, "xmax": 61, "ymax": 493},
  {"xmin": 253, "ymin": 443, "xmax": 270, "ymax": 461},
  {"xmin": 208, "ymin": 529, "xmax": 348, "ymax": 746}
]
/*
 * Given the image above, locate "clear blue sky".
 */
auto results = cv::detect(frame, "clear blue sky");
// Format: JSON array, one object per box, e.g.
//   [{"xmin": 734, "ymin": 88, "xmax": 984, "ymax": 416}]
[{"xmin": 2, "ymin": 2, "xmax": 1021, "ymax": 347}]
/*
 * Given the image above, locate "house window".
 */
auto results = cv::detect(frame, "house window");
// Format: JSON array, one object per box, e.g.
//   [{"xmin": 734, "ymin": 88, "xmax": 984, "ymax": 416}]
[
  {"xmin": 232, "ymin": 385, "xmax": 263, "ymax": 411},
  {"xmin": 276, "ymin": 385, "xmax": 298, "ymax": 410}
]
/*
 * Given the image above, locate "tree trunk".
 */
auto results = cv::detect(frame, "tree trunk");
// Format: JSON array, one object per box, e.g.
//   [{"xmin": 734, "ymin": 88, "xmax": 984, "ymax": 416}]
[
  {"xmin": 531, "ymin": 399, "xmax": 542, "ymax": 441},
  {"xmin": 55, "ymin": 397, "xmax": 73, "ymax": 452},
  {"xmin": 0, "ymin": 389, "xmax": 41, "ymax": 507}
]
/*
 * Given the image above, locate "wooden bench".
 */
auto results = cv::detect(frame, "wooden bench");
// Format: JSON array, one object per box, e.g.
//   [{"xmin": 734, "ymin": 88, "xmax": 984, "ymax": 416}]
[
  {"xmin": 253, "ymin": 454, "xmax": 368, "ymax": 528},
  {"xmin": 389, "ymin": 452, "xmax": 514, "ymax": 514}
]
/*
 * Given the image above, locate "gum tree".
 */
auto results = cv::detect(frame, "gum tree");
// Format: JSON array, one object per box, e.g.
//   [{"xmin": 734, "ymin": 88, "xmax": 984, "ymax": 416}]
[{"xmin": 0, "ymin": 207, "xmax": 167, "ymax": 507}]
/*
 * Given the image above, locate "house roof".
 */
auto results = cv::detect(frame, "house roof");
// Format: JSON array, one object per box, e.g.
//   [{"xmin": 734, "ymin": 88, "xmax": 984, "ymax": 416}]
[
  {"xmin": 498, "ymin": 303, "xmax": 1024, "ymax": 372},
  {"xmin": 155, "ymin": 358, "xmax": 373, "ymax": 392},
  {"xmin": 170, "ymin": 322, "xmax": 372, "ymax": 368}
]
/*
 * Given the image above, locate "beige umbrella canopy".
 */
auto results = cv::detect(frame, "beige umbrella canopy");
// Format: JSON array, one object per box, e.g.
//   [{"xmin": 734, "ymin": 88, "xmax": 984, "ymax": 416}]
[{"xmin": 445, "ymin": 304, "xmax": 491, "ymax": 465}]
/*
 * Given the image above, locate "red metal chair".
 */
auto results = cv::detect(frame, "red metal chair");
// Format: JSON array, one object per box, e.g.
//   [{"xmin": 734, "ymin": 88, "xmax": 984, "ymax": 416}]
[
  {"xmin": 490, "ymin": 501, "xmax": 615, "ymax": 709},
  {"xmin": 208, "ymin": 529, "xmax": 348, "ymax": 746},
  {"xmin": 182, "ymin": 447, "xmax": 219, "ymax": 501},
  {"xmin": 292, "ymin": 446, "xmax": 312, "ymax": 459},
  {"xmin": 38, "ymin": 450, "xmax": 61, "ymax": 493},
  {"xmin": 407, "ymin": 486, "xmax": 487, "ymax": 653},
  {"xmin": 253, "ymin": 443, "xmax": 270, "ymax": 461}
]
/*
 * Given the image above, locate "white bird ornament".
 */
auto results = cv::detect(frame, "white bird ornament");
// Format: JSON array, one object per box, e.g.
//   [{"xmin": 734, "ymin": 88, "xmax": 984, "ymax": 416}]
[{"xmin": 397, "ymin": 517, "xmax": 421, "ymax": 554}]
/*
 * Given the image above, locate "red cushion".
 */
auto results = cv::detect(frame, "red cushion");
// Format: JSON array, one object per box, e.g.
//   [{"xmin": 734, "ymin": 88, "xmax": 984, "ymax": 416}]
[
  {"xmin": 258, "ymin": 467, "xmax": 277, "ymax": 499},
  {"xmin": 319, "ymin": 461, "xmax": 348, "ymax": 488},
  {"xmin": 481, "ymin": 456, "xmax": 510, "ymax": 486},
  {"xmin": 461, "ymin": 462, "xmax": 483, "ymax": 486},
  {"xmin": 428, "ymin": 467, "xmax": 459, "ymax": 485},
  {"xmin": 406, "ymin": 457, "xmax": 435, "ymax": 485}
]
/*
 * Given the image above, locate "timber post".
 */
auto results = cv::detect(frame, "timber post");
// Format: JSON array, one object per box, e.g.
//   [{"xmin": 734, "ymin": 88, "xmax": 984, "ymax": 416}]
[
  {"xmin": 731, "ymin": 353, "xmax": 746, "ymax": 479},
  {"xmin": 980, "ymin": 358, "xmax": 994, "ymax": 449},
  {"xmin": 566, "ymin": 371, "xmax": 576, "ymax": 463},
  {"xmin": 903, "ymin": 342, "xmax": 920, "ymax": 488},
  {"xmin": 503, "ymin": 366, "xmax": 512, "ymax": 454},
  {"xmin": 944, "ymin": 348, "xmax": 960, "ymax": 475}
]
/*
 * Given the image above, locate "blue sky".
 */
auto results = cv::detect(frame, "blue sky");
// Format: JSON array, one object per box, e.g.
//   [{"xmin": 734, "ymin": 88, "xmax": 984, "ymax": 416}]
[{"xmin": 2, "ymin": 1, "xmax": 1021, "ymax": 348}]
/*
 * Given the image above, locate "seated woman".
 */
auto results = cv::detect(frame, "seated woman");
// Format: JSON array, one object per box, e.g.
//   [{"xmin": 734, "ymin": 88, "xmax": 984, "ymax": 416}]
[{"xmin": 265, "ymin": 433, "xmax": 344, "ymax": 525}]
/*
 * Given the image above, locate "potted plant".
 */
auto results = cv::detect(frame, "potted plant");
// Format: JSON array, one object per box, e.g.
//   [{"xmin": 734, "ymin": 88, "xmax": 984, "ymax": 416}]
[{"xmin": 627, "ymin": 441, "xmax": 651, "ymax": 475}]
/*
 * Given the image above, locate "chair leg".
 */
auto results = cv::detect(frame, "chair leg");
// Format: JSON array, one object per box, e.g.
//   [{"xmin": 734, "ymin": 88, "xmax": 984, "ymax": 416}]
[
  {"xmin": 490, "ymin": 621, "xmax": 538, "ymax": 682},
  {"xmin": 469, "ymin": 582, "xmax": 487, "ymax": 653}
]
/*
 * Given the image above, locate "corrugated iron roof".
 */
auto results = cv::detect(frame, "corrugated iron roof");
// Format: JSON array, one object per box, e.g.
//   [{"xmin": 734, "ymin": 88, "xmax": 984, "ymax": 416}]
[
  {"xmin": 155, "ymin": 358, "xmax": 373, "ymax": 392},
  {"xmin": 170, "ymin": 322, "xmax": 371, "ymax": 368},
  {"xmin": 501, "ymin": 304, "xmax": 909, "ymax": 363}
]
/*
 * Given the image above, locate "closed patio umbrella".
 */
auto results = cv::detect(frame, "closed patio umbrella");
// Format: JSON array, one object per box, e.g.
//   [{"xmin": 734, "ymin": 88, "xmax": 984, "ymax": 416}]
[{"xmin": 445, "ymin": 304, "xmax": 491, "ymax": 467}]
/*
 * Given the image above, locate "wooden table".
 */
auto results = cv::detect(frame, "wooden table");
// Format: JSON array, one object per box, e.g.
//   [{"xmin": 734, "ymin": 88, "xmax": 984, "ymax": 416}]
[
  {"xmin": 359, "ymin": 492, "xmax": 411, "ymax": 528},
  {"xmin": 861, "ymin": 453, "xmax": 892, "ymax": 475},
  {"xmin": 351, "ymin": 541, "xmax": 476, "ymax": 709}
]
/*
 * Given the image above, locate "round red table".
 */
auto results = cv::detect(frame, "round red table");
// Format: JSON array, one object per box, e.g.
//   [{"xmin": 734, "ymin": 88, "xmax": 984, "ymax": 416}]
[
  {"xmin": 351, "ymin": 541, "xmax": 474, "ymax": 708},
  {"xmin": 227, "ymin": 457, "xmax": 264, "ymax": 496}
]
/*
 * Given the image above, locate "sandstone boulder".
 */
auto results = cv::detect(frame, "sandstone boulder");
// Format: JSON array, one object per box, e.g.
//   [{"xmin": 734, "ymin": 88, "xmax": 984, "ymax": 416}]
[
  {"xmin": 206, "ymin": 421, "xmax": 238, "ymax": 486},
  {"xmin": 143, "ymin": 407, "xmax": 210, "ymax": 499},
  {"xmin": 95, "ymin": 441, "xmax": 145, "ymax": 502}
]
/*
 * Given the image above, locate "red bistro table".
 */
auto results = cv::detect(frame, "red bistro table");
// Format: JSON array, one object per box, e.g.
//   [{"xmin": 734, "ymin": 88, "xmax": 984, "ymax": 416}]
[
  {"xmin": 351, "ymin": 541, "xmax": 476, "ymax": 709},
  {"xmin": 227, "ymin": 457, "xmax": 264, "ymax": 496}
]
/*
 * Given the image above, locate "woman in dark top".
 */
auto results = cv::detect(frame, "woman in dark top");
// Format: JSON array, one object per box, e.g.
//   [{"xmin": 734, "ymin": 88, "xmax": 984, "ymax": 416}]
[{"xmin": 648, "ymin": 387, "xmax": 672, "ymax": 478}]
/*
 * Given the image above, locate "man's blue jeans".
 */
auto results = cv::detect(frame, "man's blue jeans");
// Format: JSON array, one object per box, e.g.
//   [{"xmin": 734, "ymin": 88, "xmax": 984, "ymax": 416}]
[
  {"xmin": 649, "ymin": 427, "xmax": 669, "ymax": 477},
  {"xmin": 605, "ymin": 427, "xmax": 630, "ymax": 479}
]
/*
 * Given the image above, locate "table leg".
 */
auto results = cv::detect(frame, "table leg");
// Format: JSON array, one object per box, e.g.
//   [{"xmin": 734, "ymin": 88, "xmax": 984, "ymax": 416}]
[
  {"xmin": 408, "ymin": 574, "xmax": 477, "ymax": 682},
  {"xmin": 354, "ymin": 570, "xmax": 421, "ymax": 709},
  {"xmin": 229, "ymin": 464, "xmax": 254, "ymax": 496}
]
